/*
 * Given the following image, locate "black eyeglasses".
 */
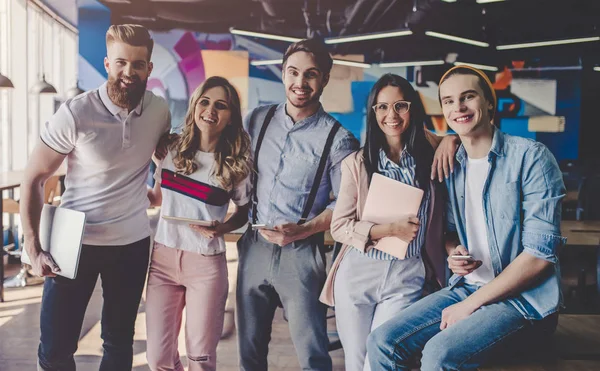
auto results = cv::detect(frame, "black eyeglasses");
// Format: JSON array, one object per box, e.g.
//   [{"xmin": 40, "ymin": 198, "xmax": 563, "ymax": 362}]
[{"xmin": 372, "ymin": 100, "xmax": 412, "ymax": 116}]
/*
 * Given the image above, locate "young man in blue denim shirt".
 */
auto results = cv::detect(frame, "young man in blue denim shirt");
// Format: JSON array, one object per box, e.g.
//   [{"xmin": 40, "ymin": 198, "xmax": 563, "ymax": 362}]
[{"xmin": 367, "ymin": 65, "xmax": 566, "ymax": 370}]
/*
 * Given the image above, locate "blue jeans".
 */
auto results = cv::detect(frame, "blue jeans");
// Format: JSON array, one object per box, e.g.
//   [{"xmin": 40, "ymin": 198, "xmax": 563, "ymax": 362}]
[
  {"xmin": 367, "ymin": 283, "xmax": 557, "ymax": 371},
  {"xmin": 38, "ymin": 237, "xmax": 150, "ymax": 371}
]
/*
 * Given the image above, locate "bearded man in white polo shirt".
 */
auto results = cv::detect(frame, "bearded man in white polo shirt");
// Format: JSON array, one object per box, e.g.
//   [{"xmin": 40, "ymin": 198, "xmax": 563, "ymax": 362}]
[{"xmin": 20, "ymin": 24, "xmax": 171, "ymax": 371}]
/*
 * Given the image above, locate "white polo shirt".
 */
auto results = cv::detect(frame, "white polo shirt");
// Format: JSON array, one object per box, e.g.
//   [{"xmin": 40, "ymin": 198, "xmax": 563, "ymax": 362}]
[{"xmin": 40, "ymin": 82, "xmax": 171, "ymax": 246}]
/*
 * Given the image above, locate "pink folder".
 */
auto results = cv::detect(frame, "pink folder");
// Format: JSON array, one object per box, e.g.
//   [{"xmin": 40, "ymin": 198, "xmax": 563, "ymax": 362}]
[{"xmin": 362, "ymin": 173, "xmax": 424, "ymax": 259}]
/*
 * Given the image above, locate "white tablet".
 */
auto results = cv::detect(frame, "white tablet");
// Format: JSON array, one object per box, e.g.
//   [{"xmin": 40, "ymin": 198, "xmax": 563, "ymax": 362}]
[
  {"xmin": 251, "ymin": 223, "xmax": 275, "ymax": 231},
  {"xmin": 161, "ymin": 215, "xmax": 216, "ymax": 227},
  {"xmin": 21, "ymin": 205, "xmax": 86, "ymax": 280}
]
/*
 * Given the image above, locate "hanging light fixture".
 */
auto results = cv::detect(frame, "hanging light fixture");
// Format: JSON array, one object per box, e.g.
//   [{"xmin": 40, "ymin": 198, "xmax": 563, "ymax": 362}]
[
  {"xmin": 0, "ymin": 36, "xmax": 13, "ymax": 88},
  {"xmin": 65, "ymin": 81, "xmax": 84, "ymax": 99},
  {"xmin": 30, "ymin": 74, "xmax": 57, "ymax": 94},
  {"xmin": 30, "ymin": 11, "xmax": 56, "ymax": 94},
  {"xmin": 65, "ymin": 17, "xmax": 84, "ymax": 100},
  {"xmin": 0, "ymin": 72, "xmax": 14, "ymax": 88}
]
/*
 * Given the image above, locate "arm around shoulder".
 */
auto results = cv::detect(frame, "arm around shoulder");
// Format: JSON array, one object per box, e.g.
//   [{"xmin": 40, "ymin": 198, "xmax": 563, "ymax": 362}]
[
  {"xmin": 326, "ymin": 129, "xmax": 360, "ymax": 211},
  {"xmin": 147, "ymin": 177, "xmax": 162, "ymax": 207},
  {"xmin": 148, "ymin": 153, "xmax": 166, "ymax": 206}
]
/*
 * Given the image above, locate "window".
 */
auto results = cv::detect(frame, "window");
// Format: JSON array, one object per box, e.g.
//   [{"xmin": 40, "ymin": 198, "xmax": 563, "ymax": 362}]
[{"xmin": 0, "ymin": 0, "xmax": 78, "ymax": 172}]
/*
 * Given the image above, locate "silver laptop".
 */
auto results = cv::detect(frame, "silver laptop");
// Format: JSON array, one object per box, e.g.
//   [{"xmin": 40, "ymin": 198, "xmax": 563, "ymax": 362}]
[{"xmin": 21, "ymin": 204, "xmax": 86, "ymax": 279}]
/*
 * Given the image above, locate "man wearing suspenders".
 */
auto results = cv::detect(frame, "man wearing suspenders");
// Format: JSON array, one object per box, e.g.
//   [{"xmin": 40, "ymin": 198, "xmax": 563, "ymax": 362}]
[{"xmin": 237, "ymin": 39, "xmax": 359, "ymax": 370}]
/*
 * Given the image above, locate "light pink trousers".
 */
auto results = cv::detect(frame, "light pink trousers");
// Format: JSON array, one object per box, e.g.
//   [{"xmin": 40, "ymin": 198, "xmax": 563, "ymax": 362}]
[{"xmin": 146, "ymin": 242, "xmax": 228, "ymax": 371}]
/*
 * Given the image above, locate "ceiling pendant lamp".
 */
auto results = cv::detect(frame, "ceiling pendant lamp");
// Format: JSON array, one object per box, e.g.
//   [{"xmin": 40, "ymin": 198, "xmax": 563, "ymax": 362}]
[
  {"xmin": 30, "ymin": 74, "xmax": 57, "ymax": 94},
  {"xmin": 65, "ymin": 81, "xmax": 84, "ymax": 99},
  {"xmin": 30, "ymin": 11, "xmax": 57, "ymax": 94},
  {"xmin": 0, "ymin": 72, "xmax": 14, "ymax": 88}
]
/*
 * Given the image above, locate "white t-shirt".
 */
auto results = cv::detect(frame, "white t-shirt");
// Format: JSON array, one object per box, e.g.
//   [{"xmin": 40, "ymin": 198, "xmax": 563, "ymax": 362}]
[
  {"xmin": 40, "ymin": 83, "xmax": 171, "ymax": 245},
  {"xmin": 154, "ymin": 150, "xmax": 251, "ymax": 255},
  {"xmin": 464, "ymin": 156, "xmax": 496, "ymax": 286}
]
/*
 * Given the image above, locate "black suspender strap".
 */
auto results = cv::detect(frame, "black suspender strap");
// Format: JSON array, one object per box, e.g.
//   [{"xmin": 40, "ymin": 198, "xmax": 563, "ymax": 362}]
[
  {"xmin": 251, "ymin": 105, "xmax": 278, "ymax": 224},
  {"xmin": 298, "ymin": 121, "xmax": 341, "ymax": 225}
]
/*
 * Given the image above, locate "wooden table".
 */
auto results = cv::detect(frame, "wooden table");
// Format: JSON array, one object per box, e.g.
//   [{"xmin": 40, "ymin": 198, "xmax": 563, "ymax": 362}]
[
  {"xmin": 561, "ymin": 220, "xmax": 600, "ymax": 246},
  {"xmin": 564, "ymin": 190, "xmax": 579, "ymax": 203},
  {"xmin": 561, "ymin": 220, "xmax": 600, "ymax": 295},
  {"xmin": 0, "ymin": 167, "xmax": 66, "ymax": 302},
  {"xmin": 0, "ymin": 171, "xmax": 26, "ymax": 191}
]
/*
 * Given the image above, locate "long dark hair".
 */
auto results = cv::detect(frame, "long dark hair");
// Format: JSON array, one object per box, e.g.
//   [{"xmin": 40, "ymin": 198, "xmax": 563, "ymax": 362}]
[{"xmin": 363, "ymin": 73, "xmax": 434, "ymax": 193}]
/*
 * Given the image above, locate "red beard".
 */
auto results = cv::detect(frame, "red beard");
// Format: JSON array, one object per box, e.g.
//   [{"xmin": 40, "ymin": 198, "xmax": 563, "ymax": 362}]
[{"xmin": 107, "ymin": 75, "xmax": 147, "ymax": 109}]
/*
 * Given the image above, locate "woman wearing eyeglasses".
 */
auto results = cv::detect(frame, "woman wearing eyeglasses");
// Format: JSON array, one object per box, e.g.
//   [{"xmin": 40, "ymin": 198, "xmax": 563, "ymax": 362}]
[{"xmin": 320, "ymin": 73, "xmax": 456, "ymax": 371}]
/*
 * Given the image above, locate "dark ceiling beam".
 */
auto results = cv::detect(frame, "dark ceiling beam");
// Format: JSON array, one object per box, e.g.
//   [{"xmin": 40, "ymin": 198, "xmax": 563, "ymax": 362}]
[{"xmin": 98, "ymin": 0, "xmax": 600, "ymax": 66}]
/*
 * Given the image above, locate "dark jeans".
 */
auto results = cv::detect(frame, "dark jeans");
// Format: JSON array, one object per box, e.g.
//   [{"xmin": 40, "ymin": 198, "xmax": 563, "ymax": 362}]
[{"xmin": 38, "ymin": 237, "xmax": 151, "ymax": 371}]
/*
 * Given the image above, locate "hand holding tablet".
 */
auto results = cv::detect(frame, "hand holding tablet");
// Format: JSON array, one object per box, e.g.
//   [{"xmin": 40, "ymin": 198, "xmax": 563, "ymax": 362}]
[
  {"xmin": 251, "ymin": 223, "xmax": 275, "ymax": 230},
  {"xmin": 161, "ymin": 215, "xmax": 216, "ymax": 227}
]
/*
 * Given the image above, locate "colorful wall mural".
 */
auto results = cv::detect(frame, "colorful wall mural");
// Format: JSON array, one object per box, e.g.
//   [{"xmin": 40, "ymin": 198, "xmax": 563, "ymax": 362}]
[{"xmin": 77, "ymin": 5, "xmax": 579, "ymax": 160}]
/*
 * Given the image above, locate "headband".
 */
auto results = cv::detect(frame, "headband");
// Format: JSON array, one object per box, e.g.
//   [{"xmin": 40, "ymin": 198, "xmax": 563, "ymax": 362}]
[{"xmin": 439, "ymin": 65, "xmax": 497, "ymax": 120}]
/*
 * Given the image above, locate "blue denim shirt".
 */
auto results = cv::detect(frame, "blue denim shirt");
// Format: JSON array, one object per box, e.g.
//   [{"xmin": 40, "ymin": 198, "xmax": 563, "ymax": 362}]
[
  {"xmin": 244, "ymin": 103, "xmax": 359, "ymax": 227},
  {"xmin": 445, "ymin": 128, "xmax": 566, "ymax": 320}
]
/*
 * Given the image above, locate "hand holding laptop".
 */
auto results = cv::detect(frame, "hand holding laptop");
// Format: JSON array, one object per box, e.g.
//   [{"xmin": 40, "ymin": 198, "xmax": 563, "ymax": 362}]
[
  {"xmin": 362, "ymin": 173, "xmax": 424, "ymax": 259},
  {"xmin": 27, "ymin": 246, "xmax": 61, "ymax": 277},
  {"xmin": 21, "ymin": 204, "xmax": 86, "ymax": 279},
  {"xmin": 387, "ymin": 215, "xmax": 420, "ymax": 243}
]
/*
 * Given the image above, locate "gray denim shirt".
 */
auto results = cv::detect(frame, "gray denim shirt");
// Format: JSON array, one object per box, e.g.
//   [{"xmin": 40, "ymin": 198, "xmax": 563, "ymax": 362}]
[
  {"xmin": 446, "ymin": 127, "xmax": 566, "ymax": 320},
  {"xmin": 244, "ymin": 103, "xmax": 359, "ymax": 227}
]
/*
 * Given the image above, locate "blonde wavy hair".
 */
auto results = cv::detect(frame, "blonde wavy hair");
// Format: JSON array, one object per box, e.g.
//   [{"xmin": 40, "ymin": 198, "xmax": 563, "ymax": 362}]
[{"xmin": 170, "ymin": 76, "xmax": 252, "ymax": 191}]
